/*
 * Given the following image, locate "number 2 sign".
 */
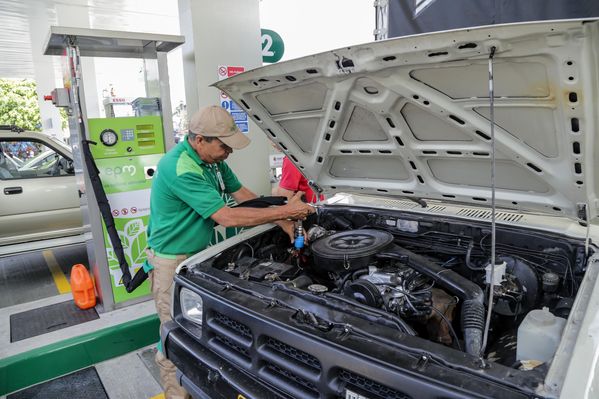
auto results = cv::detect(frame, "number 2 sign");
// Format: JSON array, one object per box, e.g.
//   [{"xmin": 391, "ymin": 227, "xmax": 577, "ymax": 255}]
[{"xmin": 261, "ymin": 29, "xmax": 284, "ymax": 63}]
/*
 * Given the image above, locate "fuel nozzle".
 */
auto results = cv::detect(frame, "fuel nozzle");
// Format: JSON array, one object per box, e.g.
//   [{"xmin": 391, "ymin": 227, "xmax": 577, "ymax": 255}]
[{"xmin": 294, "ymin": 221, "xmax": 305, "ymax": 250}]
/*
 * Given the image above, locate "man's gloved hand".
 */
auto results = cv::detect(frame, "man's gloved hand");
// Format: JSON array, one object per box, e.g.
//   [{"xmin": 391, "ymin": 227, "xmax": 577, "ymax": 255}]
[{"xmin": 284, "ymin": 191, "xmax": 316, "ymax": 220}]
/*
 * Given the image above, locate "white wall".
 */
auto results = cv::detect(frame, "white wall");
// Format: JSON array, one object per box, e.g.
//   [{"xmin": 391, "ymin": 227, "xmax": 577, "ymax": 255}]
[
  {"xmin": 179, "ymin": 0, "xmax": 272, "ymax": 196},
  {"xmin": 259, "ymin": 0, "xmax": 375, "ymax": 62}
]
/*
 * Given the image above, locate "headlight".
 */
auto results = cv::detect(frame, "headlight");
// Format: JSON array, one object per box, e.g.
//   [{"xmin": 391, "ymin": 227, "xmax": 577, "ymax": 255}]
[{"xmin": 180, "ymin": 288, "xmax": 203, "ymax": 325}]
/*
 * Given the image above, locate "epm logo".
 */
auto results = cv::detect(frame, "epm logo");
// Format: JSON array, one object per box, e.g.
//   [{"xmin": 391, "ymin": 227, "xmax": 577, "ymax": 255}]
[{"xmin": 104, "ymin": 165, "xmax": 137, "ymax": 176}]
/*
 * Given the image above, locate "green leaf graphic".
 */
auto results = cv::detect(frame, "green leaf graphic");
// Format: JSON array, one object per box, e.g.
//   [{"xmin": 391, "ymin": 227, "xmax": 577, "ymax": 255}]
[
  {"xmin": 106, "ymin": 247, "xmax": 119, "ymax": 269},
  {"xmin": 125, "ymin": 219, "xmax": 143, "ymax": 237},
  {"xmin": 130, "ymin": 232, "xmax": 148, "ymax": 265},
  {"xmin": 118, "ymin": 231, "xmax": 130, "ymax": 249}
]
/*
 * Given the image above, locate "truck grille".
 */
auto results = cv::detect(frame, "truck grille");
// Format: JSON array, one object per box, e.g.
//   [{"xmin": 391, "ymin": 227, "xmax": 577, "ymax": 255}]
[
  {"xmin": 263, "ymin": 362, "xmax": 319, "ymax": 399},
  {"xmin": 212, "ymin": 311, "xmax": 252, "ymax": 339},
  {"xmin": 213, "ymin": 335, "xmax": 250, "ymax": 357},
  {"xmin": 264, "ymin": 336, "xmax": 322, "ymax": 372},
  {"xmin": 205, "ymin": 310, "xmax": 409, "ymax": 399},
  {"xmin": 339, "ymin": 369, "xmax": 412, "ymax": 399},
  {"xmin": 207, "ymin": 312, "xmax": 252, "ymax": 366}
]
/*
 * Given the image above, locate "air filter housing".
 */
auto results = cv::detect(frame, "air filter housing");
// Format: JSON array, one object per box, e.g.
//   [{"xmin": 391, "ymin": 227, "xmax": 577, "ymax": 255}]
[{"xmin": 311, "ymin": 229, "xmax": 394, "ymax": 272}]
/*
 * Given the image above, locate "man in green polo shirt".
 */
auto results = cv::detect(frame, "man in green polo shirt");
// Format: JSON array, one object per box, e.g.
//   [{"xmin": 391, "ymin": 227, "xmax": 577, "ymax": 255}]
[{"xmin": 147, "ymin": 105, "xmax": 314, "ymax": 399}]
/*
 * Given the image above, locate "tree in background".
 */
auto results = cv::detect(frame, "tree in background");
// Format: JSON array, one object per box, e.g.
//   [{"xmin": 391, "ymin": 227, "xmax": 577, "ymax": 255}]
[
  {"xmin": 0, "ymin": 79, "xmax": 42, "ymax": 131},
  {"xmin": 0, "ymin": 78, "xmax": 68, "ymax": 132}
]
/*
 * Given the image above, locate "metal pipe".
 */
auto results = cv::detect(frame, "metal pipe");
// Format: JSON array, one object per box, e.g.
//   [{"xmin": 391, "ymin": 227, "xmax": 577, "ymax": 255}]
[
  {"xmin": 480, "ymin": 46, "xmax": 497, "ymax": 358},
  {"xmin": 373, "ymin": 0, "xmax": 389, "ymax": 40}
]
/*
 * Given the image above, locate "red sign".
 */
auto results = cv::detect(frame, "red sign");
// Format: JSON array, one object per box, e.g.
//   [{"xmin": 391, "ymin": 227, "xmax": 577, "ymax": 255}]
[
  {"xmin": 218, "ymin": 65, "xmax": 245, "ymax": 81},
  {"xmin": 227, "ymin": 66, "xmax": 245, "ymax": 77},
  {"xmin": 218, "ymin": 66, "xmax": 245, "ymax": 103}
]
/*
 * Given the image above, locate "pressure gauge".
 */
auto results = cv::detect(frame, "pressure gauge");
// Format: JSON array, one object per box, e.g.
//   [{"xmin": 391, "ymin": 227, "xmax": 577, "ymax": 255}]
[{"xmin": 100, "ymin": 129, "xmax": 118, "ymax": 146}]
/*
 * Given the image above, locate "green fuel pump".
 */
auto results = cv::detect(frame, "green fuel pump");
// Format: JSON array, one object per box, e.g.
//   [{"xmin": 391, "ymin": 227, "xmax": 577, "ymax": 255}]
[
  {"xmin": 87, "ymin": 116, "xmax": 165, "ymax": 303},
  {"xmin": 44, "ymin": 27, "xmax": 183, "ymax": 311}
]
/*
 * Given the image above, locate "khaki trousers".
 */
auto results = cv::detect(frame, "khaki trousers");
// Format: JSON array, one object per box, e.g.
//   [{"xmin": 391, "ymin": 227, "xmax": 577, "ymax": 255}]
[{"xmin": 147, "ymin": 249, "xmax": 191, "ymax": 399}]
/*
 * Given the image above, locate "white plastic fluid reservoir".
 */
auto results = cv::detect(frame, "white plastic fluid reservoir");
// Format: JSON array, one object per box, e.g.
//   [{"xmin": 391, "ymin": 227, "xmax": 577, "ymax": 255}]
[
  {"xmin": 516, "ymin": 307, "xmax": 567, "ymax": 363},
  {"xmin": 485, "ymin": 261, "xmax": 506, "ymax": 286}
]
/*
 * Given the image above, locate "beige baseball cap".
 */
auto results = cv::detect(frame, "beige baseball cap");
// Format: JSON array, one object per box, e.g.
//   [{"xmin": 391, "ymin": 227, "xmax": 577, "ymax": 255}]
[{"xmin": 189, "ymin": 105, "xmax": 250, "ymax": 149}]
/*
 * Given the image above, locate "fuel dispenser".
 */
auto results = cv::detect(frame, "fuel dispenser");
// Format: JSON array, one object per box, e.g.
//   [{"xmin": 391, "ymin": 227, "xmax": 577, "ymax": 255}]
[
  {"xmin": 87, "ymin": 116, "xmax": 165, "ymax": 302},
  {"xmin": 43, "ymin": 27, "xmax": 184, "ymax": 311}
]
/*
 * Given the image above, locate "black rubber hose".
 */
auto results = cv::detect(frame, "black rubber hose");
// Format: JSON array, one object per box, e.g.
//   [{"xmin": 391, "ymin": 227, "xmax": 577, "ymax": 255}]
[
  {"xmin": 332, "ymin": 215, "xmax": 352, "ymax": 230},
  {"xmin": 461, "ymin": 299, "xmax": 485, "ymax": 356},
  {"xmin": 465, "ymin": 241, "xmax": 486, "ymax": 270},
  {"xmin": 335, "ymin": 267, "xmax": 368, "ymax": 293},
  {"xmin": 377, "ymin": 246, "xmax": 485, "ymax": 356}
]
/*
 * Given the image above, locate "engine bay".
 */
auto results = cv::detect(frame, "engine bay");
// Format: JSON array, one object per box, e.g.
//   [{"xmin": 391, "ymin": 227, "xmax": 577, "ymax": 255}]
[{"xmin": 199, "ymin": 206, "xmax": 588, "ymax": 372}]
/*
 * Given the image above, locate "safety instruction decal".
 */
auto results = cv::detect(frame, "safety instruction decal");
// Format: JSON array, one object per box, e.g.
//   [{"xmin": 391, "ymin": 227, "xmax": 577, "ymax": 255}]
[
  {"xmin": 218, "ymin": 65, "xmax": 248, "ymax": 133},
  {"xmin": 95, "ymin": 154, "xmax": 162, "ymax": 303}
]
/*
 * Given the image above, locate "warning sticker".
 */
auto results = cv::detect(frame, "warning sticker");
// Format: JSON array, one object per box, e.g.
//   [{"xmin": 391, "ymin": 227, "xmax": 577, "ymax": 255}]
[
  {"xmin": 230, "ymin": 111, "xmax": 247, "ymax": 122},
  {"xmin": 218, "ymin": 65, "xmax": 248, "ymax": 133},
  {"xmin": 229, "ymin": 101, "xmax": 243, "ymax": 111}
]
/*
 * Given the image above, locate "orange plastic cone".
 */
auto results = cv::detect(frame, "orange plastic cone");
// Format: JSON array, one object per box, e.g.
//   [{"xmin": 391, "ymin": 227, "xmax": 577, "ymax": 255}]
[{"xmin": 70, "ymin": 264, "xmax": 96, "ymax": 309}]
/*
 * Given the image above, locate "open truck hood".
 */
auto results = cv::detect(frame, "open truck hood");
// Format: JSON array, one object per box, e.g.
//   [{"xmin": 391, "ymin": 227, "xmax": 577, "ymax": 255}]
[{"xmin": 216, "ymin": 19, "xmax": 599, "ymax": 220}]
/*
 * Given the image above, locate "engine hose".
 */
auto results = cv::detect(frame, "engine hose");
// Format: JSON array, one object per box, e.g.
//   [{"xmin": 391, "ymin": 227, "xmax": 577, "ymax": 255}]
[
  {"xmin": 336, "ymin": 268, "xmax": 368, "ymax": 292},
  {"xmin": 332, "ymin": 215, "xmax": 352, "ymax": 230},
  {"xmin": 461, "ymin": 299, "xmax": 485, "ymax": 356},
  {"xmin": 465, "ymin": 241, "xmax": 485, "ymax": 270},
  {"xmin": 378, "ymin": 246, "xmax": 485, "ymax": 356}
]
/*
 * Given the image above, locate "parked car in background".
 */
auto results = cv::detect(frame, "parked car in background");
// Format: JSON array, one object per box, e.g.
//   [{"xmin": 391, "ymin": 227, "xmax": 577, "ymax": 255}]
[
  {"xmin": 18, "ymin": 149, "xmax": 61, "ymax": 171},
  {"xmin": 0, "ymin": 127, "xmax": 84, "ymax": 247},
  {"xmin": 161, "ymin": 19, "xmax": 599, "ymax": 399}
]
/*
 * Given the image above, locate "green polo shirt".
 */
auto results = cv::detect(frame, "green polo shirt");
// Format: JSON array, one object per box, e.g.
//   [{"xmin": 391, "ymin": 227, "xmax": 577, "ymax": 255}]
[{"xmin": 147, "ymin": 138, "xmax": 242, "ymax": 255}]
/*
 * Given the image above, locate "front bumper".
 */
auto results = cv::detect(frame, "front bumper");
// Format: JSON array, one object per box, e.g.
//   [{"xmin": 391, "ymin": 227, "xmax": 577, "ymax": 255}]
[{"xmin": 161, "ymin": 272, "xmax": 541, "ymax": 399}]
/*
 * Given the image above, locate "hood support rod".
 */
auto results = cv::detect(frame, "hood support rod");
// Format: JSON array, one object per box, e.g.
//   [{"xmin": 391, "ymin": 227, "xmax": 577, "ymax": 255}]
[{"xmin": 480, "ymin": 46, "xmax": 497, "ymax": 360}]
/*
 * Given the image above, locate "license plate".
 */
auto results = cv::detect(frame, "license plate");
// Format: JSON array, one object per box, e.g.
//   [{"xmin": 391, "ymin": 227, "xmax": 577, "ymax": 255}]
[{"xmin": 345, "ymin": 389, "xmax": 370, "ymax": 399}]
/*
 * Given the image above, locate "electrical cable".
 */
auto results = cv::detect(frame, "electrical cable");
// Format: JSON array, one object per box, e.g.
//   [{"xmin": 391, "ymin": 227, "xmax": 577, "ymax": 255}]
[
  {"xmin": 401, "ymin": 291, "xmax": 461, "ymax": 351},
  {"xmin": 430, "ymin": 305, "xmax": 462, "ymax": 352},
  {"xmin": 399, "ymin": 230, "xmax": 577, "ymax": 296},
  {"xmin": 440, "ymin": 257, "xmax": 458, "ymax": 268},
  {"xmin": 243, "ymin": 242, "xmax": 255, "ymax": 258}
]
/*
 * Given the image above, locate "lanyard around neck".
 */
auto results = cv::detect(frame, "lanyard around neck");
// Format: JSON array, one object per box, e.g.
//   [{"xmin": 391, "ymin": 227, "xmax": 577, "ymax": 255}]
[{"xmin": 211, "ymin": 164, "xmax": 225, "ymax": 192}]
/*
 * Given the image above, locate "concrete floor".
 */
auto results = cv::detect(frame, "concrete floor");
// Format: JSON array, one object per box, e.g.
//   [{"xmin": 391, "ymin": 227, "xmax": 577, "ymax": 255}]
[
  {"xmin": 1, "ymin": 345, "xmax": 164, "ymax": 399},
  {"xmin": 0, "ymin": 244, "xmax": 87, "ymax": 309},
  {"xmin": 0, "ymin": 244, "xmax": 165, "ymax": 399}
]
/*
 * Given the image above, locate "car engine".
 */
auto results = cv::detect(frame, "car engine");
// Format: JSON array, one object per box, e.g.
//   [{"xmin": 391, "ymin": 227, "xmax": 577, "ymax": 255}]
[{"xmin": 201, "ymin": 207, "xmax": 585, "ymax": 369}]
